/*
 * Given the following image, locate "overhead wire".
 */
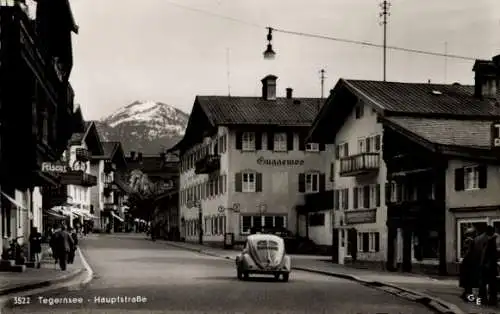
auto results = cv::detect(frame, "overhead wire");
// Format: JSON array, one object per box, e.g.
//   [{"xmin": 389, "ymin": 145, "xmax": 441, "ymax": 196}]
[{"xmin": 164, "ymin": 0, "xmax": 482, "ymax": 61}]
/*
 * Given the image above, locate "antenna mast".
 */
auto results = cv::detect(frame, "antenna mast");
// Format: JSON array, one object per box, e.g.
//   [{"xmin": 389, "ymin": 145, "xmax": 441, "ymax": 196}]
[
  {"xmin": 226, "ymin": 48, "xmax": 231, "ymax": 96},
  {"xmin": 379, "ymin": 0, "xmax": 391, "ymax": 81},
  {"xmin": 320, "ymin": 69, "xmax": 326, "ymax": 99}
]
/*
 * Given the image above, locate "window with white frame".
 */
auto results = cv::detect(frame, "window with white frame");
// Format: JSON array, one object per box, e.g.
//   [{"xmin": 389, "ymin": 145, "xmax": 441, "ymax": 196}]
[
  {"xmin": 242, "ymin": 172, "xmax": 256, "ymax": 192},
  {"xmin": 337, "ymin": 142, "xmax": 349, "ymax": 158},
  {"xmin": 464, "ymin": 166, "xmax": 480, "ymax": 190},
  {"xmin": 242, "ymin": 132, "xmax": 255, "ymax": 151},
  {"xmin": 306, "ymin": 143, "xmax": 319, "ymax": 152},
  {"xmin": 305, "ymin": 173, "xmax": 319, "ymax": 193},
  {"xmin": 368, "ymin": 232, "xmax": 377, "ymax": 252},
  {"xmin": 274, "ymin": 133, "xmax": 287, "ymax": 152},
  {"xmin": 357, "ymin": 233, "xmax": 363, "ymax": 252},
  {"xmin": 358, "ymin": 138, "xmax": 366, "ymax": 154},
  {"xmin": 390, "ymin": 181, "xmax": 397, "ymax": 203}
]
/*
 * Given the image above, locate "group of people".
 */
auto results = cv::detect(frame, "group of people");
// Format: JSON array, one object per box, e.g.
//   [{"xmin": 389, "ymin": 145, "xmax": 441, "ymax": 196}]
[
  {"xmin": 48, "ymin": 224, "xmax": 79, "ymax": 271},
  {"xmin": 460, "ymin": 225, "xmax": 499, "ymax": 306}
]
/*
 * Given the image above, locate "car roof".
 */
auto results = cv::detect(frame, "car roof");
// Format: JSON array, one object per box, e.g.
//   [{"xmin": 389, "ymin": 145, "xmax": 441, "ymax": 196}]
[{"xmin": 247, "ymin": 234, "xmax": 283, "ymax": 242}]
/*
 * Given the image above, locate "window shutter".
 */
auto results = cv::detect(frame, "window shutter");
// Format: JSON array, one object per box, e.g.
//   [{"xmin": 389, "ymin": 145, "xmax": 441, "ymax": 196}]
[
  {"xmin": 255, "ymin": 132, "xmax": 262, "ymax": 150},
  {"xmin": 298, "ymin": 173, "xmax": 305, "ymax": 193},
  {"xmin": 375, "ymin": 233, "xmax": 380, "ymax": 252},
  {"xmin": 362, "ymin": 233, "xmax": 369, "ymax": 252},
  {"xmin": 366, "ymin": 138, "xmax": 371, "ymax": 153},
  {"xmin": 218, "ymin": 176, "xmax": 223, "ymax": 194},
  {"xmin": 287, "ymin": 132, "xmax": 294, "ymax": 151},
  {"xmin": 353, "ymin": 187, "xmax": 358, "ymax": 209},
  {"xmin": 375, "ymin": 135, "xmax": 381, "ymax": 151},
  {"xmin": 319, "ymin": 143, "xmax": 326, "ymax": 151},
  {"xmin": 329, "ymin": 163, "xmax": 334, "ymax": 181},
  {"xmin": 235, "ymin": 173, "xmax": 242, "ymax": 192},
  {"xmin": 235, "ymin": 132, "xmax": 243, "ymax": 150},
  {"xmin": 454, "ymin": 168, "xmax": 465, "ymax": 191},
  {"xmin": 478, "ymin": 165, "xmax": 487, "ymax": 189},
  {"xmin": 376, "ymin": 184, "xmax": 381, "ymax": 207},
  {"xmin": 299, "ymin": 133, "xmax": 306, "ymax": 151},
  {"xmin": 205, "ymin": 182, "xmax": 210, "ymax": 197},
  {"xmin": 345, "ymin": 143, "xmax": 349, "ymax": 156},
  {"xmin": 319, "ymin": 173, "xmax": 326, "ymax": 192},
  {"xmin": 363, "ymin": 185, "xmax": 370, "ymax": 208},
  {"xmin": 334, "ymin": 190, "xmax": 340, "ymax": 210},
  {"xmin": 256, "ymin": 173, "xmax": 263, "ymax": 192},
  {"xmin": 344, "ymin": 189, "xmax": 349, "ymax": 209},
  {"xmin": 335, "ymin": 145, "xmax": 340, "ymax": 160},
  {"xmin": 267, "ymin": 132, "xmax": 274, "ymax": 151}
]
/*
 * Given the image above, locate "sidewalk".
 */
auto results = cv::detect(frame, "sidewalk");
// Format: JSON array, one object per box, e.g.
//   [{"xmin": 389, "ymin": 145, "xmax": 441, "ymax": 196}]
[
  {"xmin": 0, "ymin": 244, "xmax": 85, "ymax": 296},
  {"xmin": 163, "ymin": 240, "xmax": 500, "ymax": 314}
]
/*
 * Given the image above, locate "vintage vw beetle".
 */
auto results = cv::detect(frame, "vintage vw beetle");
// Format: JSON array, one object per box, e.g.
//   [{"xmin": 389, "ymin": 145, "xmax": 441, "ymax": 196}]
[{"xmin": 235, "ymin": 234, "xmax": 291, "ymax": 282}]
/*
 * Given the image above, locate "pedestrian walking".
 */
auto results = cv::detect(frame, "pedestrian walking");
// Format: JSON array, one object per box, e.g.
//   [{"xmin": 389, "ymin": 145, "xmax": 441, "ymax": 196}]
[
  {"xmin": 481, "ymin": 226, "xmax": 498, "ymax": 305},
  {"xmin": 460, "ymin": 227, "xmax": 477, "ymax": 300},
  {"xmin": 67, "ymin": 227, "xmax": 78, "ymax": 264},
  {"xmin": 50, "ymin": 224, "xmax": 75, "ymax": 271},
  {"xmin": 29, "ymin": 227, "xmax": 42, "ymax": 268}
]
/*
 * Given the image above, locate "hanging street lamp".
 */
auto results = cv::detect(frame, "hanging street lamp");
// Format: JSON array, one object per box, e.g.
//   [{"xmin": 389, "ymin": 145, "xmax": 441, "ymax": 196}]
[{"xmin": 263, "ymin": 27, "xmax": 276, "ymax": 60}]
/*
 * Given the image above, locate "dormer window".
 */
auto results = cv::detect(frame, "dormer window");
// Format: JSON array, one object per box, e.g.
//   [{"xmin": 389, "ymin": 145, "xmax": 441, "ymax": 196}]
[
  {"xmin": 242, "ymin": 132, "xmax": 255, "ymax": 151},
  {"xmin": 306, "ymin": 143, "xmax": 319, "ymax": 152},
  {"xmin": 274, "ymin": 133, "xmax": 287, "ymax": 152}
]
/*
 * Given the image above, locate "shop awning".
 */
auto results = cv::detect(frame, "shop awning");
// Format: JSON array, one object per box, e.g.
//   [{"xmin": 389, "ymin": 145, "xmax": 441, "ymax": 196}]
[
  {"xmin": 44, "ymin": 209, "xmax": 66, "ymax": 219},
  {"xmin": 111, "ymin": 212, "xmax": 124, "ymax": 222},
  {"xmin": 51, "ymin": 206, "xmax": 72, "ymax": 217},
  {"xmin": 1, "ymin": 191, "xmax": 27, "ymax": 210}
]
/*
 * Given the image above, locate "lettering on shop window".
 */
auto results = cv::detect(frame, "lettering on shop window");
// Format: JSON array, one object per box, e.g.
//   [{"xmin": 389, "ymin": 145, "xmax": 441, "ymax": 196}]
[{"xmin": 257, "ymin": 157, "xmax": 304, "ymax": 166}]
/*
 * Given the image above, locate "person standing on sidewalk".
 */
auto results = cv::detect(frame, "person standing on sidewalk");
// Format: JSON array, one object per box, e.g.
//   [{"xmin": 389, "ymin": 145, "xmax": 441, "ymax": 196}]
[
  {"xmin": 460, "ymin": 227, "xmax": 476, "ymax": 300},
  {"xmin": 480, "ymin": 226, "xmax": 498, "ymax": 306},
  {"xmin": 67, "ymin": 227, "xmax": 78, "ymax": 264},
  {"xmin": 50, "ymin": 225, "xmax": 75, "ymax": 271},
  {"xmin": 29, "ymin": 227, "xmax": 42, "ymax": 268}
]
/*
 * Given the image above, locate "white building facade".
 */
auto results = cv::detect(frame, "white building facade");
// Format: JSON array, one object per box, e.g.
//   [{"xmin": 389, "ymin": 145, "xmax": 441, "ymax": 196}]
[{"xmin": 172, "ymin": 75, "xmax": 332, "ymax": 247}]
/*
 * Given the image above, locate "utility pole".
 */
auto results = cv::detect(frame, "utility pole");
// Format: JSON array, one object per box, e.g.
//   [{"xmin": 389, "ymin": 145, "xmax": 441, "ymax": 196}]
[
  {"xmin": 320, "ymin": 69, "xmax": 326, "ymax": 99},
  {"xmin": 379, "ymin": 0, "xmax": 391, "ymax": 81}
]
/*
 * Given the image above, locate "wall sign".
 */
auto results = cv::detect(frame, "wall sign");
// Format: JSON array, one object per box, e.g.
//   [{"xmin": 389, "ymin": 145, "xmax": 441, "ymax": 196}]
[
  {"xmin": 257, "ymin": 157, "xmax": 304, "ymax": 166},
  {"xmin": 41, "ymin": 162, "xmax": 67, "ymax": 173},
  {"xmin": 491, "ymin": 121, "xmax": 500, "ymax": 149},
  {"xmin": 345, "ymin": 209, "xmax": 376, "ymax": 225}
]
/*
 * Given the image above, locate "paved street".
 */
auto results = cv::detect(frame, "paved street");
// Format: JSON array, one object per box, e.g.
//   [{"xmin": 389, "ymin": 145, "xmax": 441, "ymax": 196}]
[{"xmin": 2, "ymin": 234, "xmax": 435, "ymax": 313}]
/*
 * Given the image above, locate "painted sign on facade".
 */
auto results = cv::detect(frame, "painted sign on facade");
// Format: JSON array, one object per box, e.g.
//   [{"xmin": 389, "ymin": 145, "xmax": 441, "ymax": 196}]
[
  {"xmin": 345, "ymin": 209, "xmax": 377, "ymax": 225},
  {"xmin": 41, "ymin": 162, "xmax": 67, "ymax": 173},
  {"xmin": 257, "ymin": 157, "xmax": 304, "ymax": 166}
]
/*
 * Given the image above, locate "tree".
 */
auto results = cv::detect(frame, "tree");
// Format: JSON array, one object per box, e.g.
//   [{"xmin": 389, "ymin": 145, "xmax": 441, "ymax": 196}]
[{"xmin": 126, "ymin": 169, "xmax": 158, "ymax": 221}]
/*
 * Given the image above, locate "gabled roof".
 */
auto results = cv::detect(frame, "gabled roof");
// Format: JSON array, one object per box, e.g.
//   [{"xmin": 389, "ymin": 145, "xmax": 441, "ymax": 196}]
[
  {"xmin": 170, "ymin": 95, "xmax": 324, "ymax": 152},
  {"xmin": 68, "ymin": 121, "xmax": 104, "ymax": 155},
  {"xmin": 197, "ymin": 96, "xmax": 323, "ymax": 126},
  {"xmin": 91, "ymin": 142, "xmax": 127, "ymax": 169},
  {"xmin": 308, "ymin": 78, "xmax": 500, "ymax": 144}
]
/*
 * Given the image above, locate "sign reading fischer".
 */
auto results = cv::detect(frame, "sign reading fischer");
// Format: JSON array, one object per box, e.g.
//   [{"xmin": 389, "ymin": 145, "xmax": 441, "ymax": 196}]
[
  {"xmin": 257, "ymin": 157, "xmax": 304, "ymax": 166},
  {"xmin": 41, "ymin": 162, "xmax": 67, "ymax": 173}
]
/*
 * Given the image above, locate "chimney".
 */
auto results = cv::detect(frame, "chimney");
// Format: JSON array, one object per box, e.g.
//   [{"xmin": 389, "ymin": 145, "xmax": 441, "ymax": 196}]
[
  {"xmin": 130, "ymin": 151, "xmax": 136, "ymax": 160},
  {"xmin": 138, "ymin": 152, "xmax": 143, "ymax": 162},
  {"xmin": 286, "ymin": 88, "xmax": 293, "ymax": 99},
  {"xmin": 473, "ymin": 55, "xmax": 500, "ymax": 99},
  {"xmin": 261, "ymin": 75, "xmax": 277, "ymax": 100}
]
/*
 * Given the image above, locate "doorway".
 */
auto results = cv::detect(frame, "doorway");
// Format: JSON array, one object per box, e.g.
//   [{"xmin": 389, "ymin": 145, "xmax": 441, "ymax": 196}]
[{"xmin": 331, "ymin": 228, "xmax": 339, "ymax": 263}]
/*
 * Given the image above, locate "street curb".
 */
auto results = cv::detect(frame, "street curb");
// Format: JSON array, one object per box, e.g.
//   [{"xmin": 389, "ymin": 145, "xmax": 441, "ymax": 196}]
[
  {"xmin": 165, "ymin": 242, "xmax": 464, "ymax": 314},
  {"xmin": 0, "ymin": 267, "xmax": 84, "ymax": 297}
]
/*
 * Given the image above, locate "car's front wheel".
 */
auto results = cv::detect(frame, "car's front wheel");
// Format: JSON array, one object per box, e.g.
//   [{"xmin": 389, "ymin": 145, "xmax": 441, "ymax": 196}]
[
  {"xmin": 237, "ymin": 269, "xmax": 243, "ymax": 280},
  {"xmin": 282, "ymin": 273, "xmax": 289, "ymax": 282}
]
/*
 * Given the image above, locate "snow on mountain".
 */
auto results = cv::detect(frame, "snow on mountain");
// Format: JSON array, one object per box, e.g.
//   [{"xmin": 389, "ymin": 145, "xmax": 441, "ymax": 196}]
[{"xmin": 96, "ymin": 101, "xmax": 188, "ymax": 154}]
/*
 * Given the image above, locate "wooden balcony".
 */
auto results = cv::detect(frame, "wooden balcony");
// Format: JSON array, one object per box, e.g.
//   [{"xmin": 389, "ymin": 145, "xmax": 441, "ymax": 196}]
[
  {"xmin": 387, "ymin": 199, "xmax": 439, "ymax": 221},
  {"xmin": 75, "ymin": 148, "xmax": 90, "ymax": 162},
  {"xmin": 305, "ymin": 190, "xmax": 334, "ymax": 212},
  {"xmin": 60, "ymin": 171, "xmax": 97, "ymax": 187},
  {"xmin": 339, "ymin": 153, "xmax": 380, "ymax": 177},
  {"xmin": 195, "ymin": 154, "xmax": 220, "ymax": 174}
]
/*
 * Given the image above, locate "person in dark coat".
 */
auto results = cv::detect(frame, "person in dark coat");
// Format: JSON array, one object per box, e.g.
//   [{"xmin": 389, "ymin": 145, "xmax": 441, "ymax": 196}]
[
  {"xmin": 480, "ymin": 226, "xmax": 498, "ymax": 305},
  {"xmin": 29, "ymin": 227, "xmax": 42, "ymax": 268},
  {"xmin": 50, "ymin": 225, "xmax": 74, "ymax": 270},
  {"xmin": 460, "ymin": 227, "xmax": 477, "ymax": 300},
  {"xmin": 67, "ymin": 227, "xmax": 78, "ymax": 264}
]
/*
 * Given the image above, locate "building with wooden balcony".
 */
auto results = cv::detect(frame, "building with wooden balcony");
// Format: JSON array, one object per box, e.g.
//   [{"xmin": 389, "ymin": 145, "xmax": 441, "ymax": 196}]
[
  {"xmin": 0, "ymin": 2, "xmax": 79, "ymax": 251},
  {"xmin": 90, "ymin": 141, "xmax": 128, "ymax": 232},
  {"xmin": 168, "ymin": 75, "xmax": 333, "ymax": 248},
  {"xmin": 309, "ymin": 54, "xmax": 500, "ymax": 275}
]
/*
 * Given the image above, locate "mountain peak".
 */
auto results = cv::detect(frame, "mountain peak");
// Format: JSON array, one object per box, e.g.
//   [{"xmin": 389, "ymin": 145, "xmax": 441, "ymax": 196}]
[{"xmin": 96, "ymin": 101, "xmax": 188, "ymax": 154}]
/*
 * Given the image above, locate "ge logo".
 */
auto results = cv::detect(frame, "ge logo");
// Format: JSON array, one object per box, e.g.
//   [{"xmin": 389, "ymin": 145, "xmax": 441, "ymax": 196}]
[{"xmin": 466, "ymin": 294, "xmax": 482, "ymax": 305}]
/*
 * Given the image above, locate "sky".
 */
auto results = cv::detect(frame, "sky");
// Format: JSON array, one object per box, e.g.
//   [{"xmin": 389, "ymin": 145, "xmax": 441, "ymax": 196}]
[{"xmin": 48, "ymin": 0, "xmax": 500, "ymax": 119}]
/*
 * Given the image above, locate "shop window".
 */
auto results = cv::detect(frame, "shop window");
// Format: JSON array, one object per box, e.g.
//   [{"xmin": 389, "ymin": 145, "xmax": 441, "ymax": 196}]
[{"xmin": 457, "ymin": 220, "xmax": 488, "ymax": 260}]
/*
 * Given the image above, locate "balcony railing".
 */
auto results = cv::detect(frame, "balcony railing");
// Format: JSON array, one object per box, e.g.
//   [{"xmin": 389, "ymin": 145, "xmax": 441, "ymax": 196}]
[
  {"xmin": 60, "ymin": 171, "xmax": 97, "ymax": 187},
  {"xmin": 387, "ymin": 198, "xmax": 438, "ymax": 220},
  {"xmin": 195, "ymin": 154, "xmax": 220, "ymax": 174},
  {"xmin": 305, "ymin": 190, "xmax": 334, "ymax": 212},
  {"xmin": 75, "ymin": 148, "xmax": 90, "ymax": 162},
  {"xmin": 339, "ymin": 153, "xmax": 380, "ymax": 177}
]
